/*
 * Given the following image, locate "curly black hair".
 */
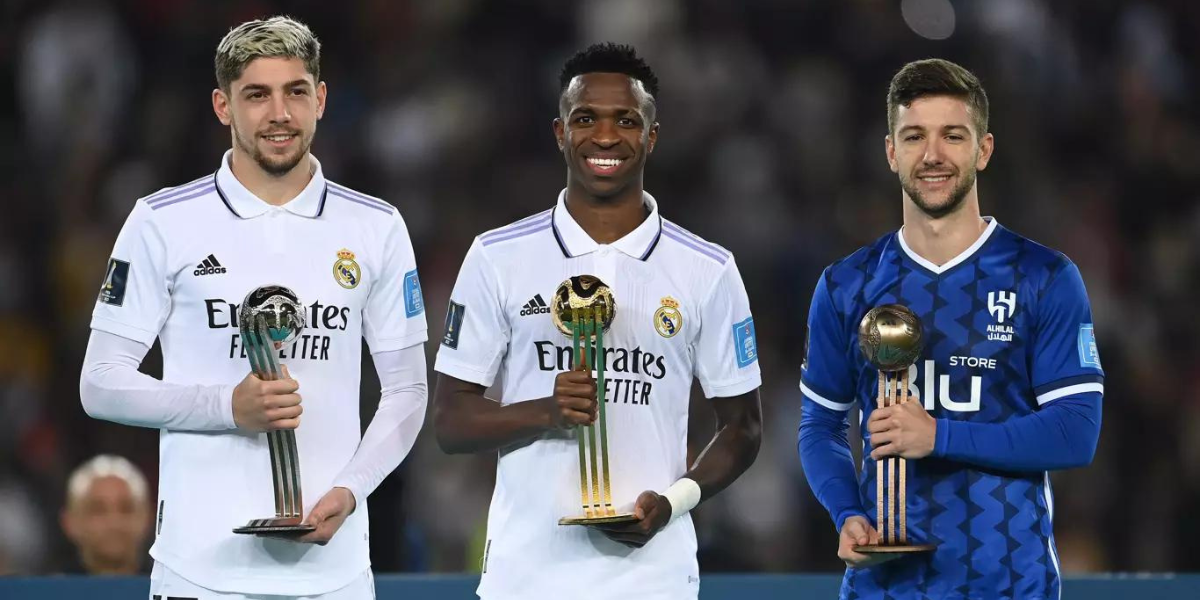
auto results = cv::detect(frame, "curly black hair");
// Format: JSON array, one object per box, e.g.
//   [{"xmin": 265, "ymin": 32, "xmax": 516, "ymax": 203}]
[{"xmin": 559, "ymin": 42, "xmax": 659, "ymax": 100}]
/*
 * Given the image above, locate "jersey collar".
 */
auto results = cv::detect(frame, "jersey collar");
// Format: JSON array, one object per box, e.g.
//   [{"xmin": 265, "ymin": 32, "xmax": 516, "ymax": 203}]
[
  {"xmin": 550, "ymin": 189, "xmax": 663, "ymax": 260},
  {"xmin": 215, "ymin": 149, "xmax": 328, "ymax": 219},
  {"xmin": 897, "ymin": 216, "xmax": 998, "ymax": 275}
]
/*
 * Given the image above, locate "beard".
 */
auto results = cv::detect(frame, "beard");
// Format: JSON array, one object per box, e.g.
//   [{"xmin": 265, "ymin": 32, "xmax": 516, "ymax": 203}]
[
  {"xmin": 900, "ymin": 165, "xmax": 977, "ymax": 219},
  {"xmin": 233, "ymin": 122, "xmax": 314, "ymax": 177}
]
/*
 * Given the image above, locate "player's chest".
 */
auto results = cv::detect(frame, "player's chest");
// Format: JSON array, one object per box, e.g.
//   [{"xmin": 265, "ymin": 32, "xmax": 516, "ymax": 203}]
[
  {"xmin": 506, "ymin": 262, "xmax": 699, "ymax": 371},
  {"xmin": 168, "ymin": 222, "xmax": 377, "ymax": 321}
]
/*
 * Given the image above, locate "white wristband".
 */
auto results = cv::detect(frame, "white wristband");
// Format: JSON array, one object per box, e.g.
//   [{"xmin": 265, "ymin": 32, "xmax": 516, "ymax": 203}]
[{"xmin": 662, "ymin": 478, "xmax": 702, "ymax": 520}]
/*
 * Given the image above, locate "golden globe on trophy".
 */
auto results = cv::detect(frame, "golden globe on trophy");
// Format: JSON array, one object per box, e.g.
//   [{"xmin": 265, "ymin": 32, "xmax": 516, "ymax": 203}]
[
  {"xmin": 854, "ymin": 304, "xmax": 936, "ymax": 554},
  {"xmin": 551, "ymin": 275, "xmax": 637, "ymax": 526},
  {"xmin": 232, "ymin": 285, "xmax": 316, "ymax": 535}
]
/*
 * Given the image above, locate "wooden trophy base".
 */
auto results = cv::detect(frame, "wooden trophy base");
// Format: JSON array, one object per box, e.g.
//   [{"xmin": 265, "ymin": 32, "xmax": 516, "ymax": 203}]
[
  {"xmin": 233, "ymin": 517, "xmax": 316, "ymax": 535},
  {"xmin": 559, "ymin": 512, "xmax": 638, "ymax": 526},
  {"xmin": 853, "ymin": 543, "xmax": 937, "ymax": 554}
]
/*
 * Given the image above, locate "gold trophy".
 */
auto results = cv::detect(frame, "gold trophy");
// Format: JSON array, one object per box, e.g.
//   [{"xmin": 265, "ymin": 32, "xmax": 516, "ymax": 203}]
[
  {"xmin": 551, "ymin": 275, "xmax": 637, "ymax": 526},
  {"xmin": 854, "ymin": 304, "xmax": 935, "ymax": 554}
]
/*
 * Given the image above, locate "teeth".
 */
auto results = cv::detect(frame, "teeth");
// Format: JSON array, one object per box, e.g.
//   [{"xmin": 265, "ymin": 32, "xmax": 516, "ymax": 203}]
[
  {"xmin": 588, "ymin": 158, "xmax": 623, "ymax": 167},
  {"xmin": 265, "ymin": 135, "xmax": 294, "ymax": 142},
  {"xmin": 921, "ymin": 176, "xmax": 949, "ymax": 182}
]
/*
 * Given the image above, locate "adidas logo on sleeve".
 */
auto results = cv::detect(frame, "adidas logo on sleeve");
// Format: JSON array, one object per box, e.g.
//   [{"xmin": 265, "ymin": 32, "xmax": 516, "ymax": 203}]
[
  {"xmin": 193, "ymin": 254, "xmax": 227, "ymax": 276},
  {"xmin": 519, "ymin": 294, "xmax": 550, "ymax": 316}
]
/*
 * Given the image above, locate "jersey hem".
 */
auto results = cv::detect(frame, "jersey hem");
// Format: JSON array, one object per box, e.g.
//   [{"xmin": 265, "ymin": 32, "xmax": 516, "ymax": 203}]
[
  {"xmin": 367, "ymin": 329, "xmax": 428, "ymax": 353},
  {"xmin": 433, "ymin": 358, "xmax": 496, "ymax": 388},
  {"xmin": 148, "ymin": 545, "xmax": 368, "ymax": 596},
  {"xmin": 700, "ymin": 373, "xmax": 761, "ymax": 399},
  {"xmin": 90, "ymin": 316, "xmax": 158, "ymax": 347}
]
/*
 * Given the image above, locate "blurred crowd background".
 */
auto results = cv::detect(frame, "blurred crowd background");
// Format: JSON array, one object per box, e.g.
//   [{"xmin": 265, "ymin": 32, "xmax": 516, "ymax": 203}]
[{"xmin": 2, "ymin": 0, "xmax": 1199, "ymax": 577}]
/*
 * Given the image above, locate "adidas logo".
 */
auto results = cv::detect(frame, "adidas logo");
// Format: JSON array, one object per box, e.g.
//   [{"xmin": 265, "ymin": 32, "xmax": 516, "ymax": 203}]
[
  {"xmin": 193, "ymin": 254, "xmax": 227, "ymax": 276},
  {"xmin": 520, "ymin": 294, "xmax": 550, "ymax": 316}
]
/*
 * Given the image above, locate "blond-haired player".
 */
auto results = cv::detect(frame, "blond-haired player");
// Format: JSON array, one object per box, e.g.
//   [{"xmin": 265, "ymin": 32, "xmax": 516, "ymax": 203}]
[{"xmin": 81, "ymin": 16, "xmax": 428, "ymax": 599}]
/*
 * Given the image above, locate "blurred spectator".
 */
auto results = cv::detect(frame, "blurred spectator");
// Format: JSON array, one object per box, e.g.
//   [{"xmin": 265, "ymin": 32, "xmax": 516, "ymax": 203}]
[{"xmin": 58, "ymin": 455, "xmax": 152, "ymax": 575}]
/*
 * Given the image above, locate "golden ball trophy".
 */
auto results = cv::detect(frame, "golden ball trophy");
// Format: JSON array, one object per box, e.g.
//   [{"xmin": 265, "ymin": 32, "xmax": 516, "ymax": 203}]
[
  {"xmin": 551, "ymin": 275, "xmax": 637, "ymax": 526},
  {"xmin": 854, "ymin": 304, "xmax": 935, "ymax": 554}
]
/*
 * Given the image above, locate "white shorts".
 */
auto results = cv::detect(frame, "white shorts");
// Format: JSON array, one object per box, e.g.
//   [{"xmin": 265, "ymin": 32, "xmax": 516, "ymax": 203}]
[{"xmin": 149, "ymin": 561, "xmax": 375, "ymax": 600}]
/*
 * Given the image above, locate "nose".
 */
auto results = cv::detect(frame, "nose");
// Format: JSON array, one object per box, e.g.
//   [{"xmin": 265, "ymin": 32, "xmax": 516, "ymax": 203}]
[
  {"xmin": 268, "ymin": 94, "xmax": 292, "ymax": 124},
  {"xmin": 921, "ymin": 138, "xmax": 945, "ymax": 166},
  {"xmin": 590, "ymin": 118, "xmax": 619, "ymax": 148}
]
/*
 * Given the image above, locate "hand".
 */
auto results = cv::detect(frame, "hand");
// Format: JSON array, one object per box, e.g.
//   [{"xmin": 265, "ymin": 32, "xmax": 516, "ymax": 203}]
[
  {"xmin": 867, "ymin": 401, "xmax": 936, "ymax": 460},
  {"xmin": 232, "ymin": 365, "xmax": 302, "ymax": 432},
  {"xmin": 294, "ymin": 487, "xmax": 357, "ymax": 546},
  {"xmin": 593, "ymin": 491, "xmax": 672, "ymax": 548},
  {"xmin": 544, "ymin": 368, "xmax": 597, "ymax": 429},
  {"xmin": 838, "ymin": 516, "xmax": 900, "ymax": 568}
]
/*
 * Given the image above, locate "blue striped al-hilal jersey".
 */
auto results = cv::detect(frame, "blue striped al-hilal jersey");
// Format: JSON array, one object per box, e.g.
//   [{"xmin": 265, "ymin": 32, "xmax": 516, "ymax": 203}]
[{"xmin": 800, "ymin": 218, "xmax": 1104, "ymax": 600}]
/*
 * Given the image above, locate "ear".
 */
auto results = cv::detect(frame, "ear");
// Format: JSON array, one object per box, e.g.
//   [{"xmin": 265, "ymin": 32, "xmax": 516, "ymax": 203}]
[
  {"xmin": 315, "ymin": 80, "xmax": 327, "ymax": 120},
  {"xmin": 60, "ymin": 507, "xmax": 78, "ymax": 542},
  {"xmin": 647, "ymin": 122, "xmax": 660, "ymax": 153},
  {"xmin": 885, "ymin": 135, "xmax": 898, "ymax": 173},
  {"xmin": 213, "ymin": 88, "xmax": 232, "ymax": 126},
  {"xmin": 553, "ymin": 118, "xmax": 565, "ymax": 151},
  {"xmin": 975, "ymin": 132, "xmax": 994, "ymax": 171}
]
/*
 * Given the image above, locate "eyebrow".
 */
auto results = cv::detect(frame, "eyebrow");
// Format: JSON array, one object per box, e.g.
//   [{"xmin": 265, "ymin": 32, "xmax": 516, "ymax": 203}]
[
  {"xmin": 238, "ymin": 79, "xmax": 313, "ymax": 93},
  {"xmin": 568, "ymin": 105, "xmax": 644, "ymax": 119},
  {"xmin": 898, "ymin": 124, "xmax": 970, "ymax": 134}
]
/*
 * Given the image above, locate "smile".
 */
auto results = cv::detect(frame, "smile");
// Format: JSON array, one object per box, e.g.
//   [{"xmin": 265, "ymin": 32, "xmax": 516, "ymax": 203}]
[{"xmin": 586, "ymin": 157, "xmax": 624, "ymax": 174}]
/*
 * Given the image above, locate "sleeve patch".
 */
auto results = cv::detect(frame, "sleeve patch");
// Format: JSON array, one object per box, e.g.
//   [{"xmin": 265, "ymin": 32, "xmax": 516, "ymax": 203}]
[
  {"xmin": 98, "ymin": 258, "xmax": 130, "ymax": 306},
  {"xmin": 732, "ymin": 317, "xmax": 758, "ymax": 368},
  {"xmin": 442, "ymin": 301, "xmax": 466, "ymax": 349},
  {"xmin": 1078, "ymin": 324, "xmax": 1100, "ymax": 368},
  {"xmin": 403, "ymin": 269, "xmax": 424, "ymax": 317}
]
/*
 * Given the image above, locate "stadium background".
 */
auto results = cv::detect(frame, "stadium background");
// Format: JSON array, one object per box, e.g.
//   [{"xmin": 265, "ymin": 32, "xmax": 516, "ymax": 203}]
[{"xmin": 1, "ymin": 0, "xmax": 1199, "ymax": 587}]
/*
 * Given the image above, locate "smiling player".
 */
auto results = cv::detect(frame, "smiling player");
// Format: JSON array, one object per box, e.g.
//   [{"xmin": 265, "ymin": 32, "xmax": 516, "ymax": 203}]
[{"xmin": 432, "ymin": 43, "xmax": 763, "ymax": 600}]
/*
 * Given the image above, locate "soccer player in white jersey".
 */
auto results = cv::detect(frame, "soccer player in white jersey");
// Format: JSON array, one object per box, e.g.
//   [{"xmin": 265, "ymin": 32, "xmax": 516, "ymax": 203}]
[
  {"xmin": 433, "ymin": 43, "xmax": 763, "ymax": 600},
  {"xmin": 79, "ymin": 17, "xmax": 428, "ymax": 599}
]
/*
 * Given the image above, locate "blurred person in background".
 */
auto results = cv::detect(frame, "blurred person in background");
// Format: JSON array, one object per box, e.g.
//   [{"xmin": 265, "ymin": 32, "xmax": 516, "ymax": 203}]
[
  {"xmin": 799, "ymin": 59, "xmax": 1103, "ymax": 599},
  {"xmin": 59, "ymin": 454, "xmax": 151, "ymax": 575},
  {"xmin": 432, "ymin": 43, "xmax": 762, "ymax": 600},
  {"xmin": 78, "ymin": 15, "xmax": 429, "ymax": 599}
]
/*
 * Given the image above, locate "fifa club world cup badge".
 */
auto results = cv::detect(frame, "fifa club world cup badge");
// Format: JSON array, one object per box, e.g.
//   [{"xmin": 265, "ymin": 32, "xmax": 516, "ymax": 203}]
[
  {"xmin": 333, "ymin": 248, "xmax": 361, "ymax": 289},
  {"xmin": 654, "ymin": 296, "xmax": 682, "ymax": 338}
]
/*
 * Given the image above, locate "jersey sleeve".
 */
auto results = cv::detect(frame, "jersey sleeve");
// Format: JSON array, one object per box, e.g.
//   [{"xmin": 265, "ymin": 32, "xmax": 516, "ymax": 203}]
[
  {"xmin": 692, "ymin": 258, "xmax": 762, "ymax": 398},
  {"xmin": 433, "ymin": 238, "xmax": 510, "ymax": 387},
  {"xmin": 799, "ymin": 268, "xmax": 857, "ymax": 412},
  {"xmin": 89, "ymin": 200, "xmax": 171, "ymax": 346},
  {"xmin": 363, "ymin": 210, "xmax": 429, "ymax": 352},
  {"xmin": 1030, "ymin": 261, "xmax": 1104, "ymax": 405}
]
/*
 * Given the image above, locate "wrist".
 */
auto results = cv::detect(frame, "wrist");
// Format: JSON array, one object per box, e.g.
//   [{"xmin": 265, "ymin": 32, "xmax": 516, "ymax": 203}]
[
  {"xmin": 662, "ymin": 478, "xmax": 701, "ymax": 521},
  {"xmin": 932, "ymin": 418, "xmax": 951, "ymax": 458}
]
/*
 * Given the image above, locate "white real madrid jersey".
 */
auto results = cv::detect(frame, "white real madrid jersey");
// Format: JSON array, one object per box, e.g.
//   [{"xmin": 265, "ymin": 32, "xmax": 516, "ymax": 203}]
[
  {"xmin": 434, "ymin": 190, "xmax": 762, "ymax": 600},
  {"xmin": 90, "ymin": 150, "xmax": 427, "ymax": 595}
]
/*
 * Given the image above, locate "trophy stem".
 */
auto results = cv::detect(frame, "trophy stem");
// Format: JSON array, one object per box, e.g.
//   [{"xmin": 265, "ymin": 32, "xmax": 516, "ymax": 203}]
[
  {"xmin": 595, "ymin": 306, "xmax": 615, "ymax": 516},
  {"xmin": 899, "ymin": 368, "xmax": 909, "ymax": 544},
  {"xmin": 584, "ymin": 317, "xmax": 603, "ymax": 517},
  {"xmin": 572, "ymin": 317, "xmax": 592, "ymax": 518},
  {"xmin": 876, "ymin": 373, "xmax": 885, "ymax": 543}
]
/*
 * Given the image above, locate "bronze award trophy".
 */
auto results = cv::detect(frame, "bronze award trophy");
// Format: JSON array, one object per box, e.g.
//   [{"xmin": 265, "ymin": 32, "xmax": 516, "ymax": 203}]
[
  {"xmin": 551, "ymin": 275, "xmax": 637, "ymax": 526},
  {"xmin": 854, "ymin": 304, "xmax": 935, "ymax": 554},
  {"xmin": 232, "ymin": 285, "xmax": 316, "ymax": 535}
]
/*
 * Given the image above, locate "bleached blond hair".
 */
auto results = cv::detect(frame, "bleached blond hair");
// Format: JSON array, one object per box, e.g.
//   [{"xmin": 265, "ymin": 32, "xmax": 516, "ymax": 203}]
[
  {"xmin": 66, "ymin": 455, "xmax": 149, "ymax": 505},
  {"xmin": 215, "ymin": 16, "xmax": 321, "ymax": 91}
]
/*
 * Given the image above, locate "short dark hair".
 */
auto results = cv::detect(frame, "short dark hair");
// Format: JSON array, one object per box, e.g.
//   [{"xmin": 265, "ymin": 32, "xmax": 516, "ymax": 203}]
[
  {"xmin": 887, "ymin": 58, "xmax": 988, "ymax": 137},
  {"xmin": 559, "ymin": 43, "xmax": 659, "ymax": 100}
]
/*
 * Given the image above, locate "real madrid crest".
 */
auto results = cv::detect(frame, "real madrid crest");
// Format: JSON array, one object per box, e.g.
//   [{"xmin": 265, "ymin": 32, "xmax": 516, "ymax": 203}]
[
  {"xmin": 333, "ymin": 248, "xmax": 361, "ymax": 289},
  {"xmin": 654, "ymin": 296, "xmax": 682, "ymax": 338}
]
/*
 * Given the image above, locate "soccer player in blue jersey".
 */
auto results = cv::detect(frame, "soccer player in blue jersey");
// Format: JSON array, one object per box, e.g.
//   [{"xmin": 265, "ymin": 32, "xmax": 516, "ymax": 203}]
[{"xmin": 798, "ymin": 58, "xmax": 1104, "ymax": 599}]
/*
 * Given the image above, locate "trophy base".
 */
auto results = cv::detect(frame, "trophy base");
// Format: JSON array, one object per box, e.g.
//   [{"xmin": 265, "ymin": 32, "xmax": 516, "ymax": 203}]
[
  {"xmin": 233, "ymin": 517, "xmax": 316, "ymax": 535},
  {"xmin": 853, "ymin": 543, "xmax": 937, "ymax": 554},
  {"xmin": 558, "ymin": 512, "xmax": 638, "ymax": 526}
]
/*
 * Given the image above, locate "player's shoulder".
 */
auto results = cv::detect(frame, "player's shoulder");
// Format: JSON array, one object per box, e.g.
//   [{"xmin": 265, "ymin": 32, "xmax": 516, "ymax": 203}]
[
  {"xmin": 323, "ymin": 180, "xmax": 397, "ymax": 218},
  {"xmin": 135, "ymin": 173, "xmax": 219, "ymax": 217},
  {"xmin": 475, "ymin": 208, "xmax": 555, "ymax": 252},
  {"xmin": 993, "ymin": 224, "xmax": 1077, "ymax": 284},
  {"xmin": 658, "ymin": 217, "xmax": 733, "ymax": 268},
  {"xmin": 820, "ymin": 230, "xmax": 897, "ymax": 295}
]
